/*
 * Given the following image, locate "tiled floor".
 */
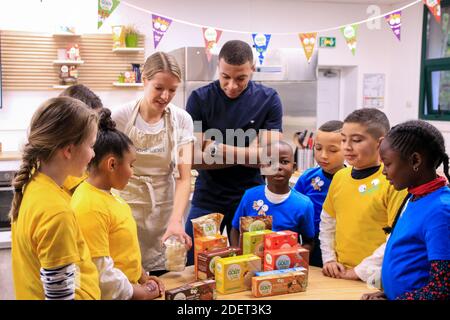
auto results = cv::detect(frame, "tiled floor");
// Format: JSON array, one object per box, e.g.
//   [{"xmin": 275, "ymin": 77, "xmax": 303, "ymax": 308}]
[{"xmin": 0, "ymin": 249, "xmax": 14, "ymax": 300}]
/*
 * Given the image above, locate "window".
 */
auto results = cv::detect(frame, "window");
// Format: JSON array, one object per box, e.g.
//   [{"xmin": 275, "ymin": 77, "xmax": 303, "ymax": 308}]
[{"xmin": 420, "ymin": 1, "xmax": 450, "ymax": 120}]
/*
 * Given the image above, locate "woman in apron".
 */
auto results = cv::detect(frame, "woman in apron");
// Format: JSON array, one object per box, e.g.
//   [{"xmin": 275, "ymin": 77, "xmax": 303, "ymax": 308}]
[{"xmin": 113, "ymin": 52, "xmax": 194, "ymax": 274}]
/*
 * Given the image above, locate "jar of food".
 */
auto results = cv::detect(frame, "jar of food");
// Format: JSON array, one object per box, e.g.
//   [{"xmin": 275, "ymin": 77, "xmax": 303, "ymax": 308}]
[{"xmin": 164, "ymin": 236, "xmax": 187, "ymax": 272}]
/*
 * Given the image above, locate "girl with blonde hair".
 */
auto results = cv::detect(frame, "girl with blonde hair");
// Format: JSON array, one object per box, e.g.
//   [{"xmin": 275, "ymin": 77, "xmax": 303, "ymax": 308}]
[{"xmin": 10, "ymin": 96, "xmax": 100, "ymax": 300}]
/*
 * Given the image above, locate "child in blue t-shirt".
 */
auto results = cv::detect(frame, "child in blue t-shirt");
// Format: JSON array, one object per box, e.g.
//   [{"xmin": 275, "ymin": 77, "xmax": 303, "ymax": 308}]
[
  {"xmin": 230, "ymin": 141, "xmax": 315, "ymax": 251},
  {"xmin": 362, "ymin": 120, "xmax": 450, "ymax": 300},
  {"xmin": 294, "ymin": 120, "xmax": 345, "ymax": 267}
]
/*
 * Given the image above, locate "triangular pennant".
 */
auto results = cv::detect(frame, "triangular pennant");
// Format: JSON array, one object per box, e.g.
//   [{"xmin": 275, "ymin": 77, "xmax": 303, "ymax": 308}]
[
  {"xmin": 152, "ymin": 14, "xmax": 172, "ymax": 49},
  {"xmin": 423, "ymin": 0, "xmax": 441, "ymax": 24},
  {"xmin": 98, "ymin": 0, "xmax": 120, "ymax": 29},
  {"xmin": 252, "ymin": 33, "xmax": 271, "ymax": 65},
  {"xmin": 299, "ymin": 33, "xmax": 317, "ymax": 63},
  {"xmin": 341, "ymin": 24, "xmax": 358, "ymax": 56},
  {"xmin": 385, "ymin": 11, "xmax": 402, "ymax": 41},
  {"xmin": 202, "ymin": 27, "xmax": 222, "ymax": 62}
]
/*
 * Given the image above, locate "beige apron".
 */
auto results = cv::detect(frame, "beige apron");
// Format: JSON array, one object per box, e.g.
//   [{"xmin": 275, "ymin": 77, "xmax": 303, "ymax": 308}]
[{"xmin": 119, "ymin": 100, "xmax": 177, "ymax": 271}]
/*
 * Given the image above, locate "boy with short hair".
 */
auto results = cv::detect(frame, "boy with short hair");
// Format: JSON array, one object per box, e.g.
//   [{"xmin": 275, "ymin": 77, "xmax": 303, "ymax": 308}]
[
  {"xmin": 230, "ymin": 141, "xmax": 315, "ymax": 251},
  {"xmin": 320, "ymin": 108, "xmax": 408, "ymax": 282},
  {"xmin": 294, "ymin": 120, "xmax": 345, "ymax": 267}
]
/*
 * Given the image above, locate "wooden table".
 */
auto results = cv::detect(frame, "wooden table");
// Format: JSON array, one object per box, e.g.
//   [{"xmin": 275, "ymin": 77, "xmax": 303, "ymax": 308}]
[{"xmin": 159, "ymin": 266, "xmax": 376, "ymax": 300}]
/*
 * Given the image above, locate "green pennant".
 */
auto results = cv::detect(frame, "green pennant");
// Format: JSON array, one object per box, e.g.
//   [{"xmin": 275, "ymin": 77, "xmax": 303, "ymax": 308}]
[
  {"xmin": 98, "ymin": 0, "xmax": 120, "ymax": 29},
  {"xmin": 341, "ymin": 24, "xmax": 358, "ymax": 56}
]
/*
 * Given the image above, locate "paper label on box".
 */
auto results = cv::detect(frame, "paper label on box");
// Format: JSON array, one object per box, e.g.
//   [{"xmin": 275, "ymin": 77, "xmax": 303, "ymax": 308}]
[
  {"xmin": 227, "ymin": 264, "xmax": 241, "ymax": 281},
  {"xmin": 276, "ymin": 255, "xmax": 291, "ymax": 269},
  {"xmin": 258, "ymin": 281, "xmax": 272, "ymax": 295}
]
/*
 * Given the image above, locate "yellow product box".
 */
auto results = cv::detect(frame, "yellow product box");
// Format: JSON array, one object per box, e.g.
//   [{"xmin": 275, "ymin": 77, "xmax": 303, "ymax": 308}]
[
  {"xmin": 243, "ymin": 230, "xmax": 273, "ymax": 258},
  {"xmin": 194, "ymin": 235, "xmax": 228, "ymax": 279},
  {"xmin": 215, "ymin": 254, "xmax": 261, "ymax": 294}
]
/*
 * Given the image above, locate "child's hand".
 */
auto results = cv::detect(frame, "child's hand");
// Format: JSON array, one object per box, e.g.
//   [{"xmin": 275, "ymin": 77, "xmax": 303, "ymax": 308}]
[
  {"xmin": 361, "ymin": 291, "xmax": 387, "ymax": 300},
  {"xmin": 322, "ymin": 261, "xmax": 346, "ymax": 278},
  {"xmin": 142, "ymin": 280, "xmax": 161, "ymax": 300},
  {"xmin": 339, "ymin": 268, "xmax": 360, "ymax": 280},
  {"xmin": 146, "ymin": 275, "xmax": 165, "ymax": 296}
]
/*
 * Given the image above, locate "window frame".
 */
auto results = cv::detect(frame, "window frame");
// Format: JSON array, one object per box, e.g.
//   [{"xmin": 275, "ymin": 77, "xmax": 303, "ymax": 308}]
[{"xmin": 419, "ymin": 1, "xmax": 450, "ymax": 120}]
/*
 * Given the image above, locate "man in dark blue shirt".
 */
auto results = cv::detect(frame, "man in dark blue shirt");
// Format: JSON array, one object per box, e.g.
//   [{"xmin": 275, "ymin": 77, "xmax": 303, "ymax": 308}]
[{"xmin": 185, "ymin": 40, "xmax": 283, "ymax": 264}]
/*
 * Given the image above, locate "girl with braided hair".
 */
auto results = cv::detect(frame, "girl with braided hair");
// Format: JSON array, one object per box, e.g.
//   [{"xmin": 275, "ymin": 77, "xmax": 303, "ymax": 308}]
[
  {"xmin": 71, "ymin": 108, "xmax": 165, "ymax": 300},
  {"xmin": 10, "ymin": 97, "xmax": 100, "ymax": 300},
  {"xmin": 362, "ymin": 120, "xmax": 449, "ymax": 300}
]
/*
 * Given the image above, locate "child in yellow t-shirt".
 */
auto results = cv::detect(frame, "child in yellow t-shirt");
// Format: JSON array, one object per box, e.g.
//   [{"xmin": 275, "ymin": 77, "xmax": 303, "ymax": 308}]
[
  {"xmin": 10, "ymin": 97, "xmax": 100, "ymax": 300},
  {"xmin": 59, "ymin": 84, "xmax": 103, "ymax": 195},
  {"xmin": 71, "ymin": 108, "xmax": 164, "ymax": 300},
  {"xmin": 320, "ymin": 108, "xmax": 408, "ymax": 282}
]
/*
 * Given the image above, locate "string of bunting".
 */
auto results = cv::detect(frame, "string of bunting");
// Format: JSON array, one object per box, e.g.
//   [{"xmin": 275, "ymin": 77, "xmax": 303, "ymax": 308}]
[{"xmin": 97, "ymin": 0, "xmax": 440, "ymax": 64}]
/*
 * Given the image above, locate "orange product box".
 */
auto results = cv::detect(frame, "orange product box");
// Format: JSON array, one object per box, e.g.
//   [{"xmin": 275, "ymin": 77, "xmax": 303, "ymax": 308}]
[
  {"xmin": 251, "ymin": 269, "xmax": 308, "ymax": 297},
  {"xmin": 264, "ymin": 230, "xmax": 298, "ymax": 250},
  {"xmin": 194, "ymin": 235, "xmax": 228, "ymax": 279},
  {"xmin": 263, "ymin": 246, "xmax": 309, "ymax": 271}
]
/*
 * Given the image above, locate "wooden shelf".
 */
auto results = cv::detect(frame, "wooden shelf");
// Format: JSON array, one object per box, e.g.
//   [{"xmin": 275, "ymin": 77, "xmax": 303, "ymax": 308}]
[
  {"xmin": 53, "ymin": 60, "xmax": 84, "ymax": 65},
  {"xmin": 52, "ymin": 85, "xmax": 71, "ymax": 89},
  {"xmin": 52, "ymin": 33, "xmax": 82, "ymax": 37},
  {"xmin": 112, "ymin": 82, "xmax": 143, "ymax": 87},
  {"xmin": 112, "ymin": 47, "xmax": 144, "ymax": 53}
]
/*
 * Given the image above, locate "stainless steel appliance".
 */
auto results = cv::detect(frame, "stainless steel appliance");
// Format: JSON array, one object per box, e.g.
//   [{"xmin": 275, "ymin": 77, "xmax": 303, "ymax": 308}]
[
  {"xmin": 0, "ymin": 170, "xmax": 14, "ymax": 231},
  {"xmin": 169, "ymin": 47, "xmax": 318, "ymax": 141}
]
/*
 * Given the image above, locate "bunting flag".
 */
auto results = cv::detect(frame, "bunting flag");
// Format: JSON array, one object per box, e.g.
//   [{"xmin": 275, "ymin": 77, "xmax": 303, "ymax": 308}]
[
  {"xmin": 385, "ymin": 11, "xmax": 402, "ymax": 41},
  {"xmin": 252, "ymin": 33, "xmax": 271, "ymax": 65},
  {"xmin": 202, "ymin": 27, "xmax": 222, "ymax": 62},
  {"xmin": 299, "ymin": 33, "xmax": 317, "ymax": 63},
  {"xmin": 341, "ymin": 24, "xmax": 358, "ymax": 56},
  {"xmin": 152, "ymin": 14, "xmax": 172, "ymax": 49},
  {"xmin": 98, "ymin": 0, "xmax": 120, "ymax": 29},
  {"xmin": 423, "ymin": 0, "xmax": 441, "ymax": 24}
]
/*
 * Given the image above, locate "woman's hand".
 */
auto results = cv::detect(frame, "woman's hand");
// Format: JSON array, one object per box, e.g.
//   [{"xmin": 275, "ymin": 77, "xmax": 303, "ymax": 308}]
[{"xmin": 161, "ymin": 220, "xmax": 192, "ymax": 250}]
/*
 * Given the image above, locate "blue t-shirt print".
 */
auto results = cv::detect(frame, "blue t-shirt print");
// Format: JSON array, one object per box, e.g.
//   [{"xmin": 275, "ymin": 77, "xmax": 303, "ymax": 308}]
[
  {"xmin": 382, "ymin": 186, "xmax": 450, "ymax": 300},
  {"xmin": 231, "ymin": 185, "xmax": 315, "ymax": 241},
  {"xmin": 294, "ymin": 167, "xmax": 332, "ymax": 235}
]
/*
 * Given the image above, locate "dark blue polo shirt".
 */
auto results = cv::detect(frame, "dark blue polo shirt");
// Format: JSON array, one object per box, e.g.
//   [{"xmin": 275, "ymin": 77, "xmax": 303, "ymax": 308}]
[{"xmin": 186, "ymin": 80, "xmax": 283, "ymax": 213}]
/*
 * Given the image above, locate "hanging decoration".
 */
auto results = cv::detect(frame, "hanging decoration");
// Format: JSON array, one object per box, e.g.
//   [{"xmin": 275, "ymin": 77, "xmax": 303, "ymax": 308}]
[
  {"xmin": 341, "ymin": 24, "xmax": 358, "ymax": 56},
  {"xmin": 385, "ymin": 11, "xmax": 402, "ymax": 41},
  {"xmin": 299, "ymin": 33, "xmax": 318, "ymax": 63},
  {"xmin": 202, "ymin": 27, "xmax": 222, "ymax": 61},
  {"xmin": 252, "ymin": 33, "xmax": 271, "ymax": 65},
  {"xmin": 423, "ymin": 0, "xmax": 441, "ymax": 23},
  {"xmin": 152, "ymin": 14, "xmax": 172, "ymax": 48},
  {"xmin": 98, "ymin": 0, "xmax": 120, "ymax": 29}
]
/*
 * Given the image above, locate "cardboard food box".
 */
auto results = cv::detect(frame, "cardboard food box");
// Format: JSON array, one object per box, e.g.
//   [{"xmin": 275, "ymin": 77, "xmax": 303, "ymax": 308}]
[
  {"xmin": 239, "ymin": 216, "xmax": 273, "ymax": 248},
  {"xmin": 194, "ymin": 235, "xmax": 228, "ymax": 278},
  {"xmin": 215, "ymin": 254, "xmax": 262, "ymax": 294},
  {"xmin": 165, "ymin": 279, "xmax": 216, "ymax": 300},
  {"xmin": 255, "ymin": 266, "xmax": 307, "ymax": 277},
  {"xmin": 264, "ymin": 246, "xmax": 309, "ymax": 271},
  {"xmin": 264, "ymin": 230, "xmax": 298, "ymax": 250},
  {"xmin": 197, "ymin": 247, "xmax": 242, "ymax": 280},
  {"xmin": 243, "ymin": 230, "xmax": 273, "ymax": 257},
  {"xmin": 252, "ymin": 269, "xmax": 308, "ymax": 297}
]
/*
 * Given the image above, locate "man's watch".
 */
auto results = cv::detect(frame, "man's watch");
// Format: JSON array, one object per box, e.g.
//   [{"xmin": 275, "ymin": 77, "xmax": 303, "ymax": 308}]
[{"xmin": 210, "ymin": 141, "xmax": 219, "ymax": 158}]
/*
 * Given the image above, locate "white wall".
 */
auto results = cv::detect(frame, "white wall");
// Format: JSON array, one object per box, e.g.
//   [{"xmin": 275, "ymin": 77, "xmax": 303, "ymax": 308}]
[{"xmin": 0, "ymin": 0, "xmax": 438, "ymax": 151}]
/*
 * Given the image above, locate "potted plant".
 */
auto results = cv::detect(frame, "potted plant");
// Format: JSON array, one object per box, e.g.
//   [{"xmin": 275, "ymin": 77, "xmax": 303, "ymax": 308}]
[{"xmin": 124, "ymin": 25, "xmax": 139, "ymax": 48}]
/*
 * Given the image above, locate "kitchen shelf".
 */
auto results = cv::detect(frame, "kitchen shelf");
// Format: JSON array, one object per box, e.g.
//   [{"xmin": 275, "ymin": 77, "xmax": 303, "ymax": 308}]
[
  {"xmin": 112, "ymin": 47, "xmax": 144, "ymax": 53},
  {"xmin": 112, "ymin": 82, "xmax": 143, "ymax": 87},
  {"xmin": 52, "ymin": 33, "xmax": 82, "ymax": 37},
  {"xmin": 52, "ymin": 85, "xmax": 71, "ymax": 89},
  {"xmin": 53, "ymin": 60, "xmax": 84, "ymax": 65}
]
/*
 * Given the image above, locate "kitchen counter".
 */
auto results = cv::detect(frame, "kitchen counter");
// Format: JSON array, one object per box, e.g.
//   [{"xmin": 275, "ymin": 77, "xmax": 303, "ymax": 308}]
[{"xmin": 159, "ymin": 265, "xmax": 376, "ymax": 300}]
